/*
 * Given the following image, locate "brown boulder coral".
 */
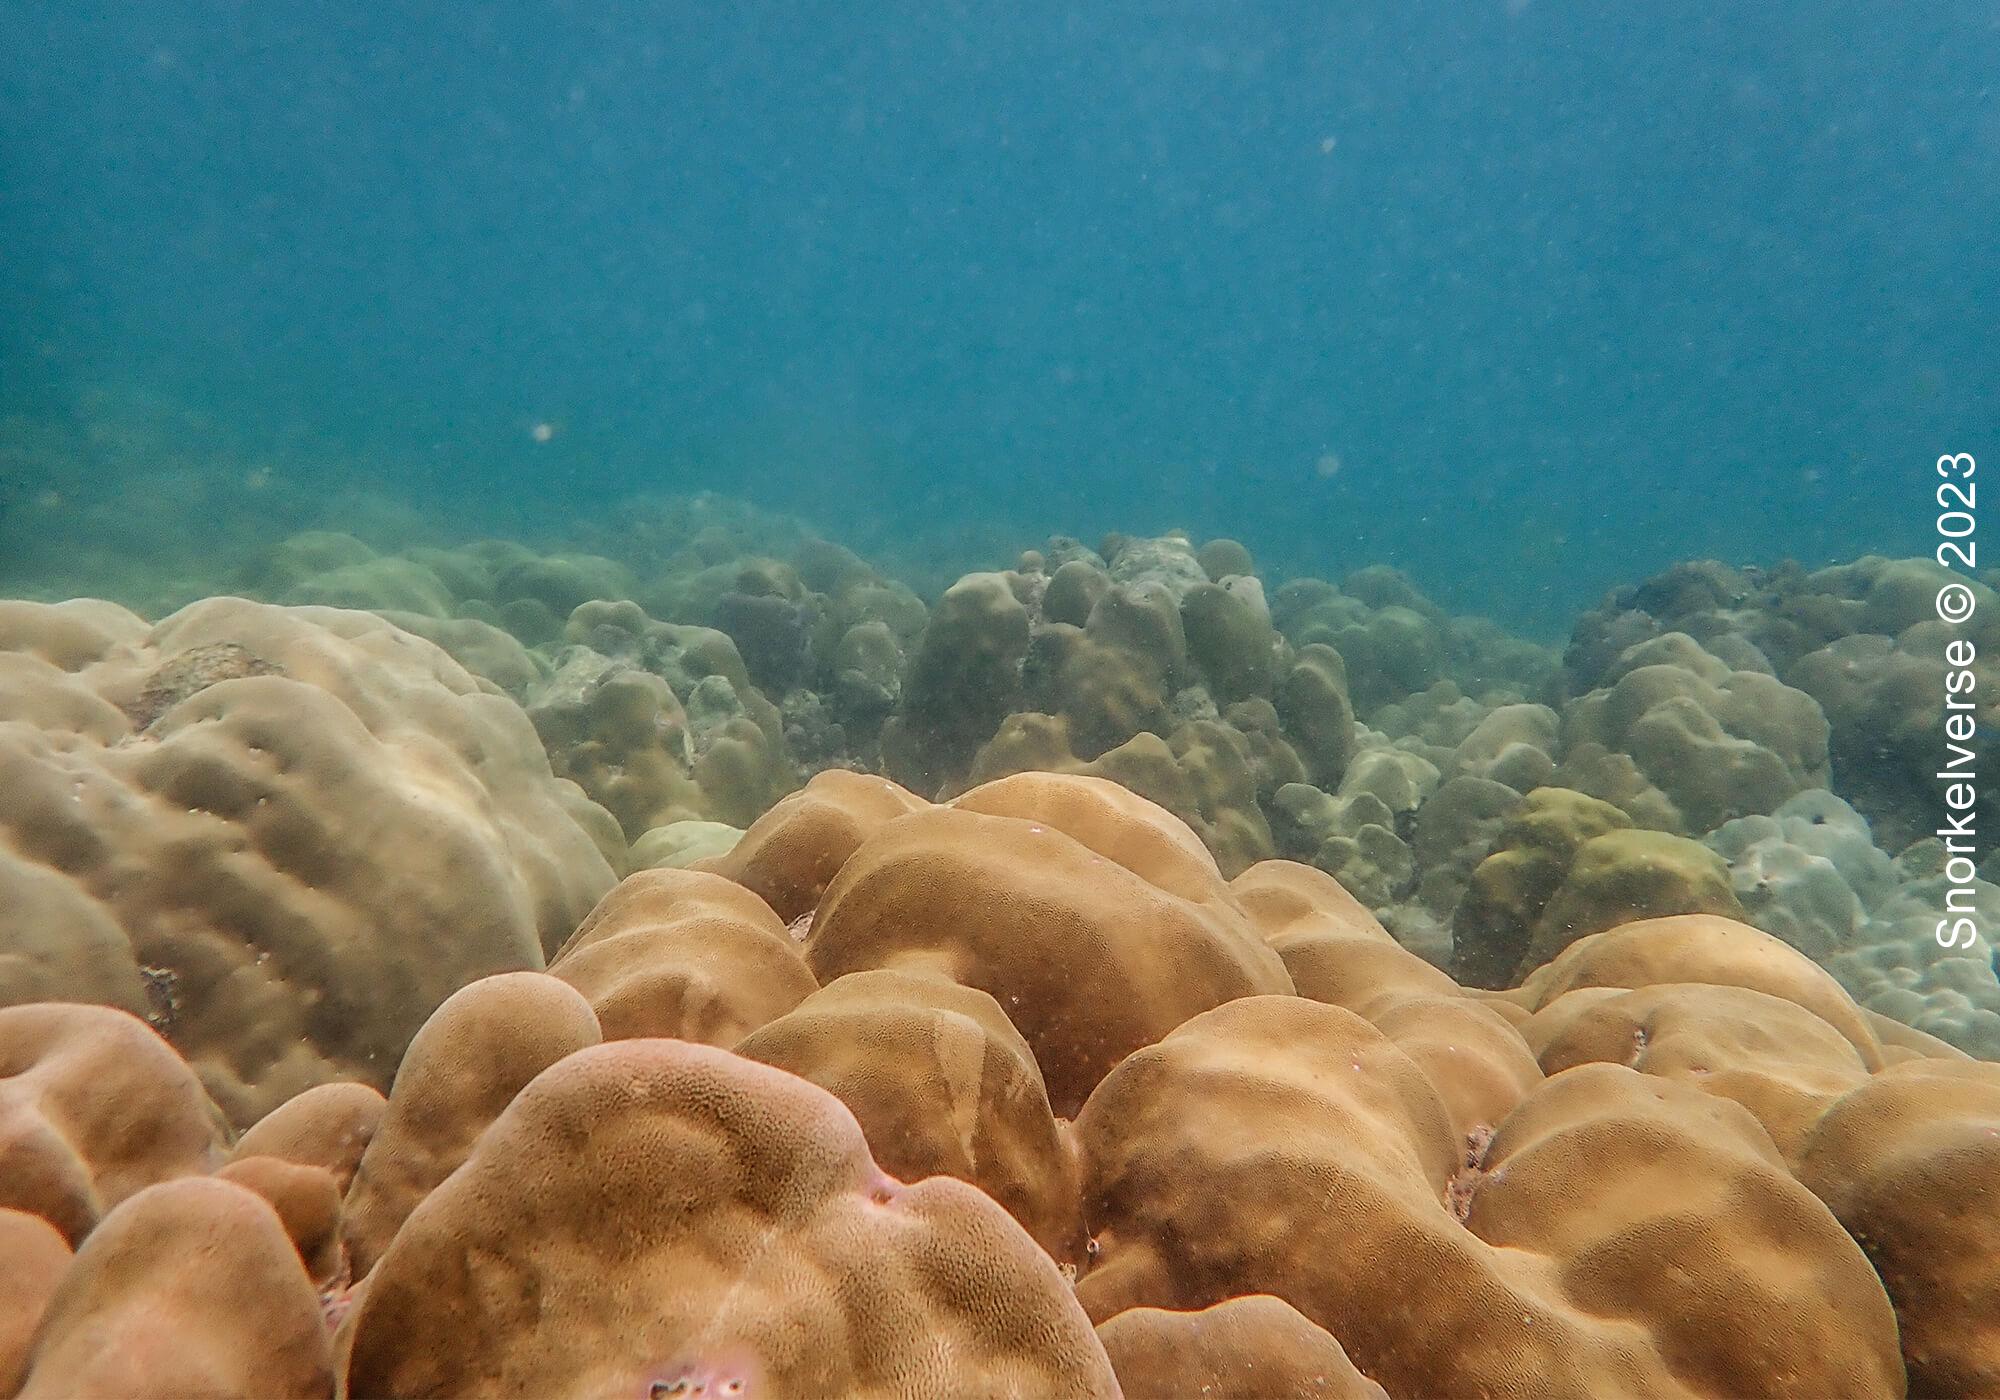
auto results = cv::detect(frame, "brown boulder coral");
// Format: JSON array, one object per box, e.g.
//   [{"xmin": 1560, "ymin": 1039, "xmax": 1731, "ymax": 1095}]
[
  {"xmin": 696, "ymin": 767, "xmax": 928, "ymax": 923},
  {"xmin": 1799, "ymin": 1059, "xmax": 2000, "ymax": 1397},
  {"xmin": 966, "ymin": 714, "xmax": 1279, "ymax": 877},
  {"xmin": 215, "ymin": 1154, "xmax": 346, "ymax": 1284},
  {"xmin": 1096, "ymin": 1295, "xmax": 1388, "ymax": 1400},
  {"xmin": 342, "ymin": 1039, "xmax": 1118, "ymax": 1398},
  {"xmin": 1464, "ymin": 1062, "xmax": 1902, "ymax": 1396},
  {"xmin": 340, "ymin": 972, "xmax": 602, "ymax": 1278},
  {"xmin": 14, "ymin": 1176, "xmax": 333, "ymax": 1400},
  {"xmin": 1073, "ymin": 995, "xmax": 1903, "ymax": 1399},
  {"xmin": 737, "ymin": 968, "xmax": 1084, "ymax": 1265},
  {"xmin": 1511, "ymin": 914, "xmax": 1887, "ymax": 1071},
  {"xmin": 1236, "ymin": 860, "xmax": 1465, "ymax": 1018},
  {"xmin": 0, "ymin": 1002, "xmax": 228, "ymax": 1243},
  {"xmin": 548, "ymin": 867, "xmax": 817, "ymax": 1044},
  {"xmin": 0, "ymin": 1208, "xmax": 70, "ymax": 1395},
  {"xmin": 1523, "ymin": 982, "xmax": 1876, "ymax": 1164},
  {"xmin": 0, "ymin": 596, "xmax": 617, "ymax": 1124},
  {"xmin": 806, "ymin": 773, "xmax": 1291, "ymax": 1115},
  {"xmin": 950, "ymin": 769, "xmax": 1242, "ymax": 910},
  {"xmin": 228, "ymin": 1079, "xmax": 386, "ymax": 1193}
]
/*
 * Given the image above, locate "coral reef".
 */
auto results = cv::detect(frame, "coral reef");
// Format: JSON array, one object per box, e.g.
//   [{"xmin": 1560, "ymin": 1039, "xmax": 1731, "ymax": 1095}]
[
  {"xmin": 234, "ymin": 515, "xmax": 935, "ymax": 848},
  {"xmin": 3, "ymin": 774, "xmax": 1994, "ymax": 1396},
  {"xmin": 871, "ymin": 532, "xmax": 1560, "ymax": 891},
  {"xmin": 4, "ymin": 490, "xmax": 1996, "ymax": 1394},
  {"xmin": 1702, "ymin": 790, "xmax": 2000, "ymax": 1058}
]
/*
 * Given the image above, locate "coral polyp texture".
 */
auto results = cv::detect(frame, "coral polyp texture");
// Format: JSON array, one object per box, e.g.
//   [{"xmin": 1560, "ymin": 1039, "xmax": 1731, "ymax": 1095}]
[{"xmin": 2, "ymin": 503, "xmax": 1995, "ymax": 1396}]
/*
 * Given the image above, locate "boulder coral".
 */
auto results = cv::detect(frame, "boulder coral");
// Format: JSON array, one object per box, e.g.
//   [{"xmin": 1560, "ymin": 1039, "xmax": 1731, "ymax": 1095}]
[
  {"xmin": 872, "ymin": 537, "xmax": 1523, "ymax": 884},
  {"xmin": 737, "ymin": 968, "xmax": 1083, "ymax": 1266},
  {"xmin": 532, "ymin": 599, "xmax": 799, "ymax": 834},
  {"xmin": 1557, "ymin": 632, "xmax": 1832, "ymax": 834},
  {"xmin": 1800, "ymin": 1060, "xmax": 2000, "ymax": 1395},
  {"xmin": 17, "ymin": 1176, "xmax": 334, "ymax": 1400},
  {"xmin": 546, "ymin": 867, "xmax": 817, "ymax": 1045},
  {"xmin": 339, "ymin": 972, "xmax": 603, "ymax": 1277},
  {"xmin": 1702, "ymin": 793, "xmax": 2000, "ymax": 1059},
  {"xmin": 4, "ymin": 696, "xmax": 1999, "ymax": 1395},
  {"xmin": 1095, "ymin": 1295, "xmax": 1389, "ymax": 1399},
  {"xmin": 1071, "ymin": 996, "xmax": 1901, "ymax": 1399},
  {"xmin": 804, "ymin": 772, "xmax": 1293, "ymax": 1114},
  {"xmin": 1705, "ymin": 789, "xmax": 1897, "ymax": 961},
  {"xmin": 0, "ymin": 1003, "xmax": 228, "ymax": 1243},
  {"xmin": 0, "ymin": 597, "xmax": 617, "ymax": 1123},
  {"xmin": 224, "ymin": 526, "xmax": 1593, "ymax": 921},
  {"xmin": 966, "ymin": 712, "xmax": 1279, "ymax": 877},
  {"xmin": 0, "ymin": 1209, "xmax": 70, "ymax": 1394},
  {"xmin": 226, "ymin": 1079, "xmax": 386, "ymax": 1194},
  {"xmin": 1449, "ymin": 786, "xmax": 1629, "ymax": 987},
  {"xmin": 697, "ymin": 767, "xmax": 929, "ymax": 922},
  {"xmin": 342, "ymin": 1039, "xmax": 1116, "ymax": 1398}
]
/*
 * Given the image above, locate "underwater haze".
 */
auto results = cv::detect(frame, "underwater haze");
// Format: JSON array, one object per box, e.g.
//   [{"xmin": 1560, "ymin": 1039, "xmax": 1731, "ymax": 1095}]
[
  {"xmin": 12, "ymin": 5, "xmax": 2000, "ymax": 1395},
  {"xmin": 4, "ymin": 0, "xmax": 1995, "ymax": 628}
]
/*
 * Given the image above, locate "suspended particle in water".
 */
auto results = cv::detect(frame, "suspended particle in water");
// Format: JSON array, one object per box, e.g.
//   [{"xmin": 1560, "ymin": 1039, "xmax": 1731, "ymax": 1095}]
[
  {"xmin": 1314, "ymin": 452, "xmax": 1343, "ymax": 479},
  {"xmin": 530, "ymin": 421, "xmax": 557, "ymax": 444}
]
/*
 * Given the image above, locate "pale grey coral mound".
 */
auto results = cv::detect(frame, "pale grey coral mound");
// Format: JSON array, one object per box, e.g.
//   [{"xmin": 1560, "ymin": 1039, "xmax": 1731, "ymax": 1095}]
[{"xmin": 1707, "ymin": 792, "xmax": 2000, "ymax": 1058}]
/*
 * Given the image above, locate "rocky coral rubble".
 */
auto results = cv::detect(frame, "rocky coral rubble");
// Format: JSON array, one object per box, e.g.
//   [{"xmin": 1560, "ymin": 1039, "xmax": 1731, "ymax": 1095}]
[{"xmin": 3, "ymin": 773, "xmax": 1994, "ymax": 1397}]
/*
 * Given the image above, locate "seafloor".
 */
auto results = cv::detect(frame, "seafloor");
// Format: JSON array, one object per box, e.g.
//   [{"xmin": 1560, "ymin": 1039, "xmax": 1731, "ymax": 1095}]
[{"xmin": 2, "ymin": 440, "xmax": 1998, "ymax": 1395}]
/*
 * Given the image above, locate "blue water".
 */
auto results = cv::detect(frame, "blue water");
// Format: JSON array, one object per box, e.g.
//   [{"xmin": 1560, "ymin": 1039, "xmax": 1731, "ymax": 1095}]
[{"xmin": 3, "ymin": 1, "xmax": 1995, "ymax": 628}]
